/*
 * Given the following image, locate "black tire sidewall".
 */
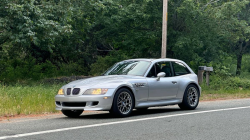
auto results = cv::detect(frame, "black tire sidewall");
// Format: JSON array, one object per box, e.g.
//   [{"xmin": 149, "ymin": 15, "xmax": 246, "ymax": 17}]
[
  {"xmin": 61, "ymin": 110, "xmax": 83, "ymax": 118},
  {"xmin": 111, "ymin": 88, "xmax": 135, "ymax": 117},
  {"xmin": 180, "ymin": 84, "xmax": 200, "ymax": 110}
]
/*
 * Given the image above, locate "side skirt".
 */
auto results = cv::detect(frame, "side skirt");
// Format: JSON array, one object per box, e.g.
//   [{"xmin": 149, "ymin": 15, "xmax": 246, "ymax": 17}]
[{"xmin": 135, "ymin": 99, "xmax": 182, "ymax": 108}]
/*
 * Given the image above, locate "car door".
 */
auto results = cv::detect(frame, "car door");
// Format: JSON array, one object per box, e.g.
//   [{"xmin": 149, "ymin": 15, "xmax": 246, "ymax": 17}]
[{"xmin": 146, "ymin": 61, "xmax": 179, "ymax": 101}]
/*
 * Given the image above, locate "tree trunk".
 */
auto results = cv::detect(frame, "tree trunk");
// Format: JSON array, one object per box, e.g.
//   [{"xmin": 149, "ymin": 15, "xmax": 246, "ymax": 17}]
[
  {"xmin": 236, "ymin": 54, "xmax": 242, "ymax": 75},
  {"xmin": 235, "ymin": 39, "xmax": 250, "ymax": 75}
]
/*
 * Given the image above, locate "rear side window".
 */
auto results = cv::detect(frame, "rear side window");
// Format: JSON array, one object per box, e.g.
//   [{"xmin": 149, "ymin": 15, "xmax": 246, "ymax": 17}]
[{"xmin": 172, "ymin": 62, "xmax": 190, "ymax": 76}]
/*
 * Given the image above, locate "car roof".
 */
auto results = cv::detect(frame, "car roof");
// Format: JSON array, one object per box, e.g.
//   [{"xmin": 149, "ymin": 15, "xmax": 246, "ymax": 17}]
[{"xmin": 126, "ymin": 58, "xmax": 183, "ymax": 62}]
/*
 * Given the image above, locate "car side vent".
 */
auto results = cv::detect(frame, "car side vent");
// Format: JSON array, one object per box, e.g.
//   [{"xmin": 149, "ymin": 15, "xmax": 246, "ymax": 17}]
[
  {"xmin": 72, "ymin": 88, "xmax": 80, "ymax": 95},
  {"xmin": 67, "ymin": 88, "xmax": 71, "ymax": 95}
]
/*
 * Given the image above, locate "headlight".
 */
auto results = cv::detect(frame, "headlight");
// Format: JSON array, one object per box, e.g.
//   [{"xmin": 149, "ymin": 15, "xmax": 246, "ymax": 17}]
[
  {"xmin": 58, "ymin": 89, "xmax": 64, "ymax": 95},
  {"xmin": 83, "ymin": 88, "xmax": 108, "ymax": 95}
]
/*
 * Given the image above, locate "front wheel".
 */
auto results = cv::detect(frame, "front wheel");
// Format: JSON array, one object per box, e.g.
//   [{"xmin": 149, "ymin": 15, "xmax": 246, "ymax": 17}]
[
  {"xmin": 110, "ymin": 88, "xmax": 134, "ymax": 117},
  {"xmin": 178, "ymin": 84, "xmax": 199, "ymax": 110},
  {"xmin": 61, "ymin": 110, "xmax": 83, "ymax": 118}
]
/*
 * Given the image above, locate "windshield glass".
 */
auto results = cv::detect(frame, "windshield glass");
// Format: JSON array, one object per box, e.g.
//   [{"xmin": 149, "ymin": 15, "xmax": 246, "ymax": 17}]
[{"xmin": 103, "ymin": 61, "xmax": 151, "ymax": 76}]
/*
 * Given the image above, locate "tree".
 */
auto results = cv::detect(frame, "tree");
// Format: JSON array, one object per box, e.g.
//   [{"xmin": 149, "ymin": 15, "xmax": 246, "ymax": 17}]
[
  {"xmin": 166, "ymin": 0, "xmax": 225, "ymax": 69},
  {"xmin": 87, "ymin": 0, "xmax": 163, "ymax": 58},
  {"xmin": 0, "ymin": 0, "xmax": 73, "ymax": 62},
  {"xmin": 211, "ymin": 0, "xmax": 250, "ymax": 75}
]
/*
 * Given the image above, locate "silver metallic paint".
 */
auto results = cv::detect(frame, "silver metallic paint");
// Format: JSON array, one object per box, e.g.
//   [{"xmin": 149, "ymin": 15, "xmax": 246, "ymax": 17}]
[{"xmin": 55, "ymin": 58, "xmax": 201, "ymax": 111}]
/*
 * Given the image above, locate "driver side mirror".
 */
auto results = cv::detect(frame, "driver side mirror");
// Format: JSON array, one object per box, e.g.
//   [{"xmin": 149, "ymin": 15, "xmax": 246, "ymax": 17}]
[{"xmin": 156, "ymin": 72, "xmax": 166, "ymax": 81}]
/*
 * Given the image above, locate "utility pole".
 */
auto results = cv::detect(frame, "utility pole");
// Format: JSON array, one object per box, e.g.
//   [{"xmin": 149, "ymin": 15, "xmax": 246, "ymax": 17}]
[{"xmin": 161, "ymin": 0, "xmax": 168, "ymax": 58}]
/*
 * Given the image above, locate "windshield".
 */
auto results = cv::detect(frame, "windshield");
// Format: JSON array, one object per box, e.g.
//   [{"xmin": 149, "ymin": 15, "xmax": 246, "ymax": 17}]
[{"xmin": 103, "ymin": 61, "xmax": 151, "ymax": 76}]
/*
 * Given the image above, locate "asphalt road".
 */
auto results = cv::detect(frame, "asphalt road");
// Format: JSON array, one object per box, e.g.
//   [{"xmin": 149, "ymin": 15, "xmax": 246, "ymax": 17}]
[{"xmin": 1, "ymin": 98, "xmax": 250, "ymax": 140}]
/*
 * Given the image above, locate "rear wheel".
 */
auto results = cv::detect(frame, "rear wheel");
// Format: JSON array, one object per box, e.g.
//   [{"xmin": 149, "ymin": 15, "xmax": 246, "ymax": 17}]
[
  {"xmin": 110, "ymin": 88, "xmax": 134, "ymax": 117},
  {"xmin": 61, "ymin": 110, "xmax": 83, "ymax": 118},
  {"xmin": 178, "ymin": 84, "xmax": 199, "ymax": 110}
]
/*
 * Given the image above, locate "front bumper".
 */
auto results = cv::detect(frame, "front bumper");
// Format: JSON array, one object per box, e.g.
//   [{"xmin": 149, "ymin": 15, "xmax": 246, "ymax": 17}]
[{"xmin": 55, "ymin": 89, "xmax": 115, "ymax": 111}]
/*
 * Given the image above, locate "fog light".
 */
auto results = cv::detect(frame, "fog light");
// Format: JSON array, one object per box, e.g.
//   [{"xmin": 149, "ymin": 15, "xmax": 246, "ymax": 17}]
[{"xmin": 103, "ymin": 97, "xmax": 108, "ymax": 99}]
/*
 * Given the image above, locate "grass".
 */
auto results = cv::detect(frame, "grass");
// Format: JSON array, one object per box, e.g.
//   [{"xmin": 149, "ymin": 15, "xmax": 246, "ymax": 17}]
[
  {"xmin": 200, "ymin": 89, "xmax": 250, "ymax": 101},
  {"xmin": 199, "ymin": 74, "xmax": 250, "ymax": 100},
  {"xmin": 1, "ymin": 75, "xmax": 250, "ymax": 117},
  {"xmin": 0, "ymin": 83, "xmax": 63, "ymax": 117}
]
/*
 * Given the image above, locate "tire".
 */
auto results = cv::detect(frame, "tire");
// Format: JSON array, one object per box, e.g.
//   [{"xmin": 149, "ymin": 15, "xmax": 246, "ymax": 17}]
[
  {"xmin": 110, "ymin": 88, "xmax": 135, "ymax": 117},
  {"xmin": 61, "ymin": 110, "xmax": 83, "ymax": 118},
  {"xmin": 178, "ymin": 84, "xmax": 199, "ymax": 110}
]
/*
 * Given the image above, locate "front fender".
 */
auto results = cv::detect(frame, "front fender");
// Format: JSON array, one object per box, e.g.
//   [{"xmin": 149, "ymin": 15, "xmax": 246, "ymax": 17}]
[{"xmin": 91, "ymin": 79, "xmax": 149, "ymax": 104}]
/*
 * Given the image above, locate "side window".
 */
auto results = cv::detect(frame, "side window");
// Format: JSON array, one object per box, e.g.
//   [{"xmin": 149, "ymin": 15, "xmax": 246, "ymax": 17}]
[
  {"xmin": 157, "ymin": 62, "xmax": 172, "ymax": 77},
  {"xmin": 147, "ymin": 65, "xmax": 156, "ymax": 77},
  {"xmin": 147, "ymin": 62, "xmax": 172, "ymax": 77},
  {"xmin": 172, "ymin": 62, "xmax": 190, "ymax": 76}
]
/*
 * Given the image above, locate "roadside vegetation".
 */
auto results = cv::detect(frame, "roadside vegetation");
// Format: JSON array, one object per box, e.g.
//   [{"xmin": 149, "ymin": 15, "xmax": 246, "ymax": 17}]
[
  {"xmin": 1, "ymin": 71, "xmax": 250, "ymax": 117},
  {"xmin": 200, "ymin": 77, "xmax": 250, "ymax": 101},
  {"xmin": 0, "ymin": 84, "xmax": 62, "ymax": 117},
  {"xmin": 0, "ymin": 0, "xmax": 250, "ymax": 117},
  {"xmin": 1, "ymin": 78, "xmax": 250, "ymax": 117}
]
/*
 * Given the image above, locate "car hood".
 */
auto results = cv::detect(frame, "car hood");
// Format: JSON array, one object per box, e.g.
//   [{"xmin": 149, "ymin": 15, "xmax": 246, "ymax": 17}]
[{"xmin": 65, "ymin": 75, "xmax": 144, "ymax": 88}]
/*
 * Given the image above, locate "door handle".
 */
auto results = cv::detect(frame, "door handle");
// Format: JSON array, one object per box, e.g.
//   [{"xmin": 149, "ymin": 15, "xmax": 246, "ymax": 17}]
[{"xmin": 172, "ymin": 81, "xmax": 177, "ymax": 84}]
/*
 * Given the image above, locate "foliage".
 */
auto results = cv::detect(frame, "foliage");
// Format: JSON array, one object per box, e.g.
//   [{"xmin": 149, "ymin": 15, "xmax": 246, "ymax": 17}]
[
  {"xmin": 1, "ymin": 0, "xmax": 250, "ymax": 83},
  {"xmin": 0, "ymin": 0, "xmax": 73, "ymax": 61},
  {"xmin": 90, "ymin": 51, "xmax": 129, "ymax": 76},
  {"xmin": 0, "ymin": 58, "xmax": 87, "ymax": 83},
  {"xmin": 199, "ymin": 75, "xmax": 250, "ymax": 101},
  {"xmin": 169, "ymin": 0, "xmax": 223, "ymax": 65},
  {"xmin": 211, "ymin": 0, "xmax": 250, "ymax": 75},
  {"xmin": 2, "ymin": 0, "xmax": 250, "ymax": 117},
  {"xmin": 1, "ymin": 77, "xmax": 250, "ymax": 116}
]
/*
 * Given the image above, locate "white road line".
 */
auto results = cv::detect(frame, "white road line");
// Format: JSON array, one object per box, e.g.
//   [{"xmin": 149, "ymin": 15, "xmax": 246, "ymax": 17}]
[{"xmin": 1, "ymin": 106, "xmax": 250, "ymax": 140}]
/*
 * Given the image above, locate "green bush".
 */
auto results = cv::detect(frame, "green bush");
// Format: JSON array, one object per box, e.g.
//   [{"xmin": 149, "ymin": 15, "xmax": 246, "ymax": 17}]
[
  {"xmin": 57, "ymin": 62, "xmax": 88, "ymax": 76},
  {"xmin": 90, "ymin": 52, "xmax": 129, "ymax": 76},
  {"xmin": 0, "ymin": 58, "xmax": 89, "ymax": 83},
  {"xmin": 242, "ymin": 55, "xmax": 250, "ymax": 73},
  {"xmin": 202, "ymin": 73, "xmax": 250, "ymax": 92},
  {"xmin": 0, "ymin": 59, "xmax": 56, "ymax": 82}
]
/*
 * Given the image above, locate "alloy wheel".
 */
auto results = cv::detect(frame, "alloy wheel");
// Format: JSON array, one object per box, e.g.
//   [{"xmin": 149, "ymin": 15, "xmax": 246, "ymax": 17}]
[
  {"xmin": 117, "ymin": 91, "xmax": 132, "ymax": 114},
  {"xmin": 187, "ymin": 87, "xmax": 198, "ymax": 107}
]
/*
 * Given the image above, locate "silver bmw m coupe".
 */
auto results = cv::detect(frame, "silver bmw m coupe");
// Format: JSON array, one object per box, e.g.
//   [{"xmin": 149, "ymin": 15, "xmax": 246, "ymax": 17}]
[{"xmin": 55, "ymin": 58, "xmax": 201, "ymax": 117}]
